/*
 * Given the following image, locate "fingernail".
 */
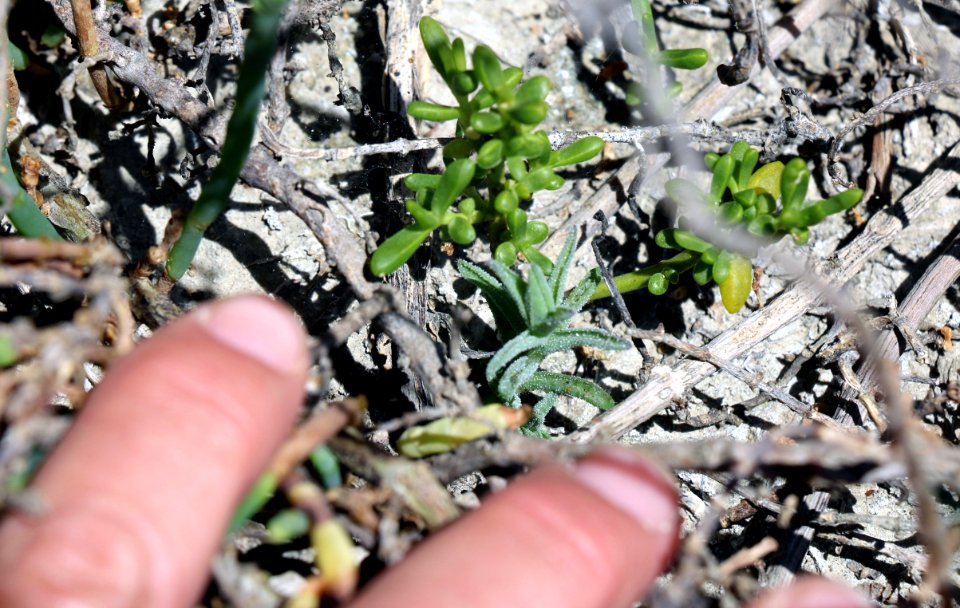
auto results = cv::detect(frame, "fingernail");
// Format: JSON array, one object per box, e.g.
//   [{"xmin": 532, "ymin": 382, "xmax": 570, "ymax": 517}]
[
  {"xmin": 199, "ymin": 296, "xmax": 306, "ymax": 375},
  {"xmin": 572, "ymin": 447, "xmax": 679, "ymax": 539}
]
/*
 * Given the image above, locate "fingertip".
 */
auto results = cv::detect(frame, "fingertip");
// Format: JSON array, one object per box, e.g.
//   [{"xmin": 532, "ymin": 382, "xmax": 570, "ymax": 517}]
[
  {"xmin": 750, "ymin": 578, "xmax": 870, "ymax": 608},
  {"xmin": 351, "ymin": 448, "xmax": 680, "ymax": 608},
  {"xmin": 572, "ymin": 447, "xmax": 680, "ymax": 570}
]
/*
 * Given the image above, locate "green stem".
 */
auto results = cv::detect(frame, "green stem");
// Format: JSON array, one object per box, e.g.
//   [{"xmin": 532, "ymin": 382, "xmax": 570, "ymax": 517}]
[
  {"xmin": 630, "ymin": 0, "xmax": 659, "ymax": 54},
  {"xmin": 166, "ymin": 0, "xmax": 289, "ymax": 280},
  {"xmin": 590, "ymin": 250, "xmax": 698, "ymax": 301},
  {"xmin": 2, "ymin": 149, "xmax": 62, "ymax": 240}
]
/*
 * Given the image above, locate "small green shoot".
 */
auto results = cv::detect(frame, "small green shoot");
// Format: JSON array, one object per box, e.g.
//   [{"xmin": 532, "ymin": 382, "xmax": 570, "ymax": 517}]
[
  {"xmin": 459, "ymin": 233, "xmax": 628, "ymax": 436},
  {"xmin": 369, "ymin": 17, "xmax": 605, "ymax": 277},
  {"xmin": 620, "ymin": 0, "xmax": 708, "ymax": 106}
]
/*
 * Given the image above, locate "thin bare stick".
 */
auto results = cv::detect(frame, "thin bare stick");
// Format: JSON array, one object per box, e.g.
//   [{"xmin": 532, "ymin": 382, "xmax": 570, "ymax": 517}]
[
  {"xmin": 259, "ymin": 122, "xmax": 763, "ymax": 162},
  {"xmin": 828, "ymin": 78, "xmax": 960, "ymax": 187},
  {"xmin": 70, "ymin": 0, "xmax": 119, "ymax": 110},
  {"xmin": 717, "ymin": 536, "xmax": 779, "ymax": 580}
]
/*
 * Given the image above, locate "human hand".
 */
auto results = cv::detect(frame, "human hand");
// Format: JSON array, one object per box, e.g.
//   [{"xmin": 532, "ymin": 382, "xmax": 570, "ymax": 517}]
[{"xmin": 0, "ymin": 296, "xmax": 869, "ymax": 607}]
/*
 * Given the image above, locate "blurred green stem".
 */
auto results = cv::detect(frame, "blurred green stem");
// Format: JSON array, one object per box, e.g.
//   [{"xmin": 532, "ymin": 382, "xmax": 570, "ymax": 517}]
[{"xmin": 165, "ymin": 0, "xmax": 288, "ymax": 280}]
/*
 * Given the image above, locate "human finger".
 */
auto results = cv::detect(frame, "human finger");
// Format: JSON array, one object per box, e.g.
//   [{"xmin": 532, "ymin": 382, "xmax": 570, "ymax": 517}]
[
  {"xmin": 350, "ymin": 448, "xmax": 680, "ymax": 608},
  {"xmin": 0, "ymin": 296, "xmax": 309, "ymax": 607},
  {"xmin": 748, "ymin": 577, "xmax": 870, "ymax": 608}
]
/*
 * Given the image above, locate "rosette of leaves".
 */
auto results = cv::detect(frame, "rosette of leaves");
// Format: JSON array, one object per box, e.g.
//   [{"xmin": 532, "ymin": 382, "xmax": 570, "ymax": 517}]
[
  {"xmin": 593, "ymin": 142, "xmax": 864, "ymax": 313},
  {"xmin": 620, "ymin": 0, "xmax": 708, "ymax": 105},
  {"xmin": 458, "ymin": 234, "xmax": 628, "ymax": 436},
  {"xmin": 368, "ymin": 17, "xmax": 605, "ymax": 277}
]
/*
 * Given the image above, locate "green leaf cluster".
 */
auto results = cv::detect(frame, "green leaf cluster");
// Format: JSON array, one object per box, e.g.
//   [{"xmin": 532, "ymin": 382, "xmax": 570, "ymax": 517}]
[
  {"xmin": 458, "ymin": 234, "xmax": 628, "ymax": 436},
  {"xmin": 621, "ymin": 0, "xmax": 708, "ymax": 104},
  {"xmin": 368, "ymin": 17, "xmax": 606, "ymax": 277},
  {"xmin": 594, "ymin": 142, "xmax": 864, "ymax": 313}
]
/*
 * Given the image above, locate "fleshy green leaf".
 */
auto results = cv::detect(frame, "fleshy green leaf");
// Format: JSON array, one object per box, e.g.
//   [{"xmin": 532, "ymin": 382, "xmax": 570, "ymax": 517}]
[
  {"xmin": 419, "ymin": 17, "xmax": 452, "ymax": 78},
  {"xmin": 736, "ymin": 147, "xmax": 759, "ymax": 189},
  {"xmin": 710, "ymin": 154, "xmax": 734, "ymax": 203},
  {"xmin": 718, "ymin": 255, "xmax": 752, "ymax": 313},
  {"xmin": 477, "ymin": 139, "xmax": 504, "ymax": 169},
  {"xmin": 442, "ymin": 138, "xmax": 475, "ymax": 160},
  {"xmin": 369, "ymin": 225, "xmax": 432, "ymax": 276},
  {"xmin": 648, "ymin": 273, "xmax": 668, "ymax": 295},
  {"xmin": 432, "ymin": 158, "xmax": 477, "ymax": 216},
  {"xmin": 473, "ymin": 45, "xmax": 505, "ymax": 91},
  {"xmin": 404, "ymin": 173, "xmax": 441, "ymax": 191},
  {"xmin": 656, "ymin": 48, "xmax": 708, "ymax": 70},
  {"xmin": 552, "ymin": 136, "xmax": 605, "ymax": 167},
  {"xmin": 407, "ymin": 101, "xmax": 461, "ymax": 122},
  {"xmin": 470, "ymin": 111, "xmax": 505, "ymax": 134},
  {"xmin": 747, "ymin": 161, "xmax": 784, "ymax": 199},
  {"xmin": 520, "ymin": 167, "xmax": 564, "ymax": 193},
  {"xmin": 780, "ymin": 158, "xmax": 809, "ymax": 212},
  {"xmin": 516, "ymin": 76, "xmax": 551, "ymax": 104},
  {"xmin": 509, "ymin": 101, "xmax": 548, "ymax": 125},
  {"xmin": 405, "ymin": 200, "xmax": 439, "ymax": 229},
  {"xmin": 712, "ymin": 250, "xmax": 734, "ymax": 285},
  {"xmin": 506, "ymin": 133, "xmax": 552, "ymax": 159},
  {"xmin": 655, "ymin": 228, "xmax": 711, "ymax": 253},
  {"xmin": 447, "ymin": 215, "xmax": 477, "ymax": 244}
]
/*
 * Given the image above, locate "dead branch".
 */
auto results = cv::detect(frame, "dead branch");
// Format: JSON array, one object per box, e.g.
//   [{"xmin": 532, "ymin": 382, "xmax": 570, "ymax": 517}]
[
  {"xmin": 69, "ymin": 0, "xmax": 120, "ymax": 109},
  {"xmin": 260, "ymin": 122, "xmax": 764, "ymax": 161},
  {"xmin": 829, "ymin": 79, "xmax": 960, "ymax": 187}
]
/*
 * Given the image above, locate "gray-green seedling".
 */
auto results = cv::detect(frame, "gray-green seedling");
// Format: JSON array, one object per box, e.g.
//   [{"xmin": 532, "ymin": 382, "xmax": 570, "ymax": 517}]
[
  {"xmin": 369, "ymin": 17, "xmax": 605, "ymax": 277},
  {"xmin": 458, "ymin": 233, "xmax": 628, "ymax": 436},
  {"xmin": 593, "ymin": 142, "xmax": 864, "ymax": 313}
]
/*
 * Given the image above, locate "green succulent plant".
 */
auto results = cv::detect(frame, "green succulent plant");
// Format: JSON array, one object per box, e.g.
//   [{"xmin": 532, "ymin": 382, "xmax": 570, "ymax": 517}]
[
  {"xmin": 593, "ymin": 141, "xmax": 864, "ymax": 313},
  {"xmin": 368, "ymin": 17, "xmax": 605, "ymax": 277},
  {"xmin": 621, "ymin": 0, "xmax": 708, "ymax": 105},
  {"xmin": 459, "ymin": 233, "xmax": 628, "ymax": 437}
]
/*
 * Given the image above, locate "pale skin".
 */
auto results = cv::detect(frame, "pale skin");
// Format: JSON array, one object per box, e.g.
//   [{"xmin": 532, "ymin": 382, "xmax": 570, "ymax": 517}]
[{"xmin": 0, "ymin": 296, "xmax": 869, "ymax": 607}]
